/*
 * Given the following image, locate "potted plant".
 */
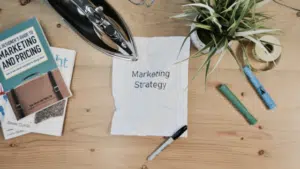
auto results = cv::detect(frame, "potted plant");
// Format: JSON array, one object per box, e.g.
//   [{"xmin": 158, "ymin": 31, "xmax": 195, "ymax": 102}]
[{"xmin": 173, "ymin": 0, "xmax": 279, "ymax": 82}]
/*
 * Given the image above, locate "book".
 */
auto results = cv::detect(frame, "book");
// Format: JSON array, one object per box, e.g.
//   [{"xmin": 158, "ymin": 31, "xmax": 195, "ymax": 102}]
[
  {"xmin": 0, "ymin": 47, "xmax": 76, "ymax": 139},
  {"xmin": 0, "ymin": 17, "xmax": 71, "ymax": 122}
]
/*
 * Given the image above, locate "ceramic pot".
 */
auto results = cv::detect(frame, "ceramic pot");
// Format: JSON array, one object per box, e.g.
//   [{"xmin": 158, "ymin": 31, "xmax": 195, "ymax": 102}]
[{"xmin": 190, "ymin": 22, "xmax": 231, "ymax": 54}]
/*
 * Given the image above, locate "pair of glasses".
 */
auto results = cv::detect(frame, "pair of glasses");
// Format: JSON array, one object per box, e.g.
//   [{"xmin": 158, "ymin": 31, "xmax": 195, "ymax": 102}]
[{"xmin": 129, "ymin": 0, "xmax": 155, "ymax": 7}]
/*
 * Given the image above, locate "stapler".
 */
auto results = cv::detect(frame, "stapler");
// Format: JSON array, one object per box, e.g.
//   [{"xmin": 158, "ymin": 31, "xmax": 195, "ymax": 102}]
[{"xmin": 44, "ymin": 0, "xmax": 138, "ymax": 61}]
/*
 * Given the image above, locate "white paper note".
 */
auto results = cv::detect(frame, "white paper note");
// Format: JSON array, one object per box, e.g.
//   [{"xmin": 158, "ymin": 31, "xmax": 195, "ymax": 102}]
[{"xmin": 111, "ymin": 37, "xmax": 190, "ymax": 137}]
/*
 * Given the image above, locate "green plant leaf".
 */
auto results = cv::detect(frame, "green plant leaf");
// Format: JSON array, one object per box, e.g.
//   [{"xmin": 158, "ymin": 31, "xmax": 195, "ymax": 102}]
[
  {"xmin": 235, "ymin": 29, "xmax": 280, "ymax": 36},
  {"xmin": 193, "ymin": 23, "xmax": 213, "ymax": 31},
  {"xmin": 190, "ymin": 40, "xmax": 215, "ymax": 58},
  {"xmin": 209, "ymin": 39, "xmax": 228, "ymax": 75},
  {"xmin": 177, "ymin": 27, "xmax": 198, "ymax": 59},
  {"xmin": 205, "ymin": 60, "xmax": 211, "ymax": 88},
  {"xmin": 229, "ymin": 0, "xmax": 252, "ymax": 36},
  {"xmin": 192, "ymin": 37, "xmax": 225, "ymax": 80},
  {"xmin": 242, "ymin": 35, "xmax": 269, "ymax": 55},
  {"xmin": 221, "ymin": 1, "xmax": 238, "ymax": 13},
  {"xmin": 183, "ymin": 3, "xmax": 216, "ymax": 13},
  {"xmin": 171, "ymin": 13, "xmax": 198, "ymax": 19},
  {"xmin": 184, "ymin": 3, "xmax": 223, "ymax": 32},
  {"xmin": 239, "ymin": 40, "xmax": 250, "ymax": 67},
  {"xmin": 174, "ymin": 0, "xmax": 279, "ymax": 81},
  {"xmin": 227, "ymin": 45, "xmax": 243, "ymax": 70},
  {"xmin": 260, "ymin": 40, "xmax": 281, "ymax": 47},
  {"xmin": 192, "ymin": 47, "xmax": 217, "ymax": 80},
  {"xmin": 210, "ymin": 34, "xmax": 217, "ymax": 46},
  {"xmin": 176, "ymin": 40, "xmax": 215, "ymax": 64},
  {"xmin": 229, "ymin": 0, "xmax": 241, "ymax": 22}
]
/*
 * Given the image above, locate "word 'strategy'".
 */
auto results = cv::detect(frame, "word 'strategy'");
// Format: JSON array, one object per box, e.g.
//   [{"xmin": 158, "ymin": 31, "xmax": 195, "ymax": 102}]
[{"xmin": 132, "ymin": 70, "xmax": 170, "ymax": 90}]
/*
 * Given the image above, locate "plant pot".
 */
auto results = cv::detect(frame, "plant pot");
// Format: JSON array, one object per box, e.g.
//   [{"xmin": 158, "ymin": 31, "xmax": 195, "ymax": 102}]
[{"xmin": 190, "ymin": 23, "xmax": 231, "ymax": 55}]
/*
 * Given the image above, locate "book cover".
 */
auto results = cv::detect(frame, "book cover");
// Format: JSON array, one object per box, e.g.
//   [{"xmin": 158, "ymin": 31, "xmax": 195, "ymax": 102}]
[
  {"xmin": 0, "ymin": 17, "xmax": 72, "ymax": 121},
  {"xmin": 1, "ymin": 47, "xmax": 76, "ymax": 139}
]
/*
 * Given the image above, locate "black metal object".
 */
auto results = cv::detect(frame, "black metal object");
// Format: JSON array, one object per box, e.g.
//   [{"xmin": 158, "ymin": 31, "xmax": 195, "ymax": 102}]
[{"xmin": 44, "ymin": 0, "xmax": 138, "ymax": 61}]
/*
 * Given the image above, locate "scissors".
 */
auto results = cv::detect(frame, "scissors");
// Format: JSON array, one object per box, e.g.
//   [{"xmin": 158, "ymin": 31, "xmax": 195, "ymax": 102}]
[{"xmin": 129, "ymin": 0, "xmax": 155, "ymax": 7}]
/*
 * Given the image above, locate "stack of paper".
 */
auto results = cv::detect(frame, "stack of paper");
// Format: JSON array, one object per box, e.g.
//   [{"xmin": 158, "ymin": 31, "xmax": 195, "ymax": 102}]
[{"xmin": 111, "ymin": 37, "xmax": 189, "ymax": 137}]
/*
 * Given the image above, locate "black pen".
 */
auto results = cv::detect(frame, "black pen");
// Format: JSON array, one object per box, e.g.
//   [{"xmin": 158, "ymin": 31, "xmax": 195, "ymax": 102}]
[{"xmin": 147, "ymin": 125, "xmax": 188, "ymax": 161}]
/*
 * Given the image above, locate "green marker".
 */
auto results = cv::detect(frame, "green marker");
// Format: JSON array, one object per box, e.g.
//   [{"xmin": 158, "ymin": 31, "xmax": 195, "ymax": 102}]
[{"xmin": 218, "ymin": 84, "xmax": 257, "ymax": 125}]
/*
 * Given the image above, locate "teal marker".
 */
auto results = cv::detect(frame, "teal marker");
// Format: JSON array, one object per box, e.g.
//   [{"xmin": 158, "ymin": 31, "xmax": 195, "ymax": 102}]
[{"xmin": 218, "ymin": 84, "xmax": 257, "ymax": 125}]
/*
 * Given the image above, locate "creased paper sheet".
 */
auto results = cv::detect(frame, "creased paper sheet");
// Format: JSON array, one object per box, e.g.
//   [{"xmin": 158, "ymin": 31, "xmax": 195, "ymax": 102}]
[{"xmin": 111, "ymin": 37, "xmax": 190, "ymax": 137}]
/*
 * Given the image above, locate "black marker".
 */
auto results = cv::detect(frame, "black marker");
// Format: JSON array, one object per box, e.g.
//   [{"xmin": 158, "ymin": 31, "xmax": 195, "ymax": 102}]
[{"xmin": 147, "ymin": 125, "xmax": 187, "ymax": 161}]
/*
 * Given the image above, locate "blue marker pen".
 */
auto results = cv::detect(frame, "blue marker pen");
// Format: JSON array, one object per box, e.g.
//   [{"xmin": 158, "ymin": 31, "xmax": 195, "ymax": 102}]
[{"xmin": 243, "ymin": 66, "xmax": 276, "ymax": 110}]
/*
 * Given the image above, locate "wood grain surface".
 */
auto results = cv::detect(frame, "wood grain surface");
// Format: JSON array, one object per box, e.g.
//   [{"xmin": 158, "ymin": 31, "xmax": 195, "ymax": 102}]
[{"xmin": 0, "ymin": 0, "xmax": 300, "ymax": 169}]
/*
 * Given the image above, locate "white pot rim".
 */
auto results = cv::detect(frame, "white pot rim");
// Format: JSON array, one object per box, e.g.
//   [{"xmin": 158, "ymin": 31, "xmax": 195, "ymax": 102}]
[{"xmin": 190, "ymin": 22, "xmax": 232, "ymax": 54}]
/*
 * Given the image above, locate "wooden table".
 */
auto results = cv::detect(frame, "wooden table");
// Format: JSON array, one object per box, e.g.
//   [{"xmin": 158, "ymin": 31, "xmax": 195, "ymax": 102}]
[{"xmin": 1, "ymin": 0, "xmax": 300, "ymax": 169}]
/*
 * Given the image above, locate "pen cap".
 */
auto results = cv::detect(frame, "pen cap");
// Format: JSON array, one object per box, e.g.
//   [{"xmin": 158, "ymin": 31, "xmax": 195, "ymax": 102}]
[
  {"xmin": 243, "ymin": 66, "xmax": 276, "ymax": 110},
  {"xmin": 218, "ymin": 84, "xmax": 257, "ymax": 125},
  {"xmin": 172, "ymin": 125, "xmax": 188, "ymax": 140}
]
